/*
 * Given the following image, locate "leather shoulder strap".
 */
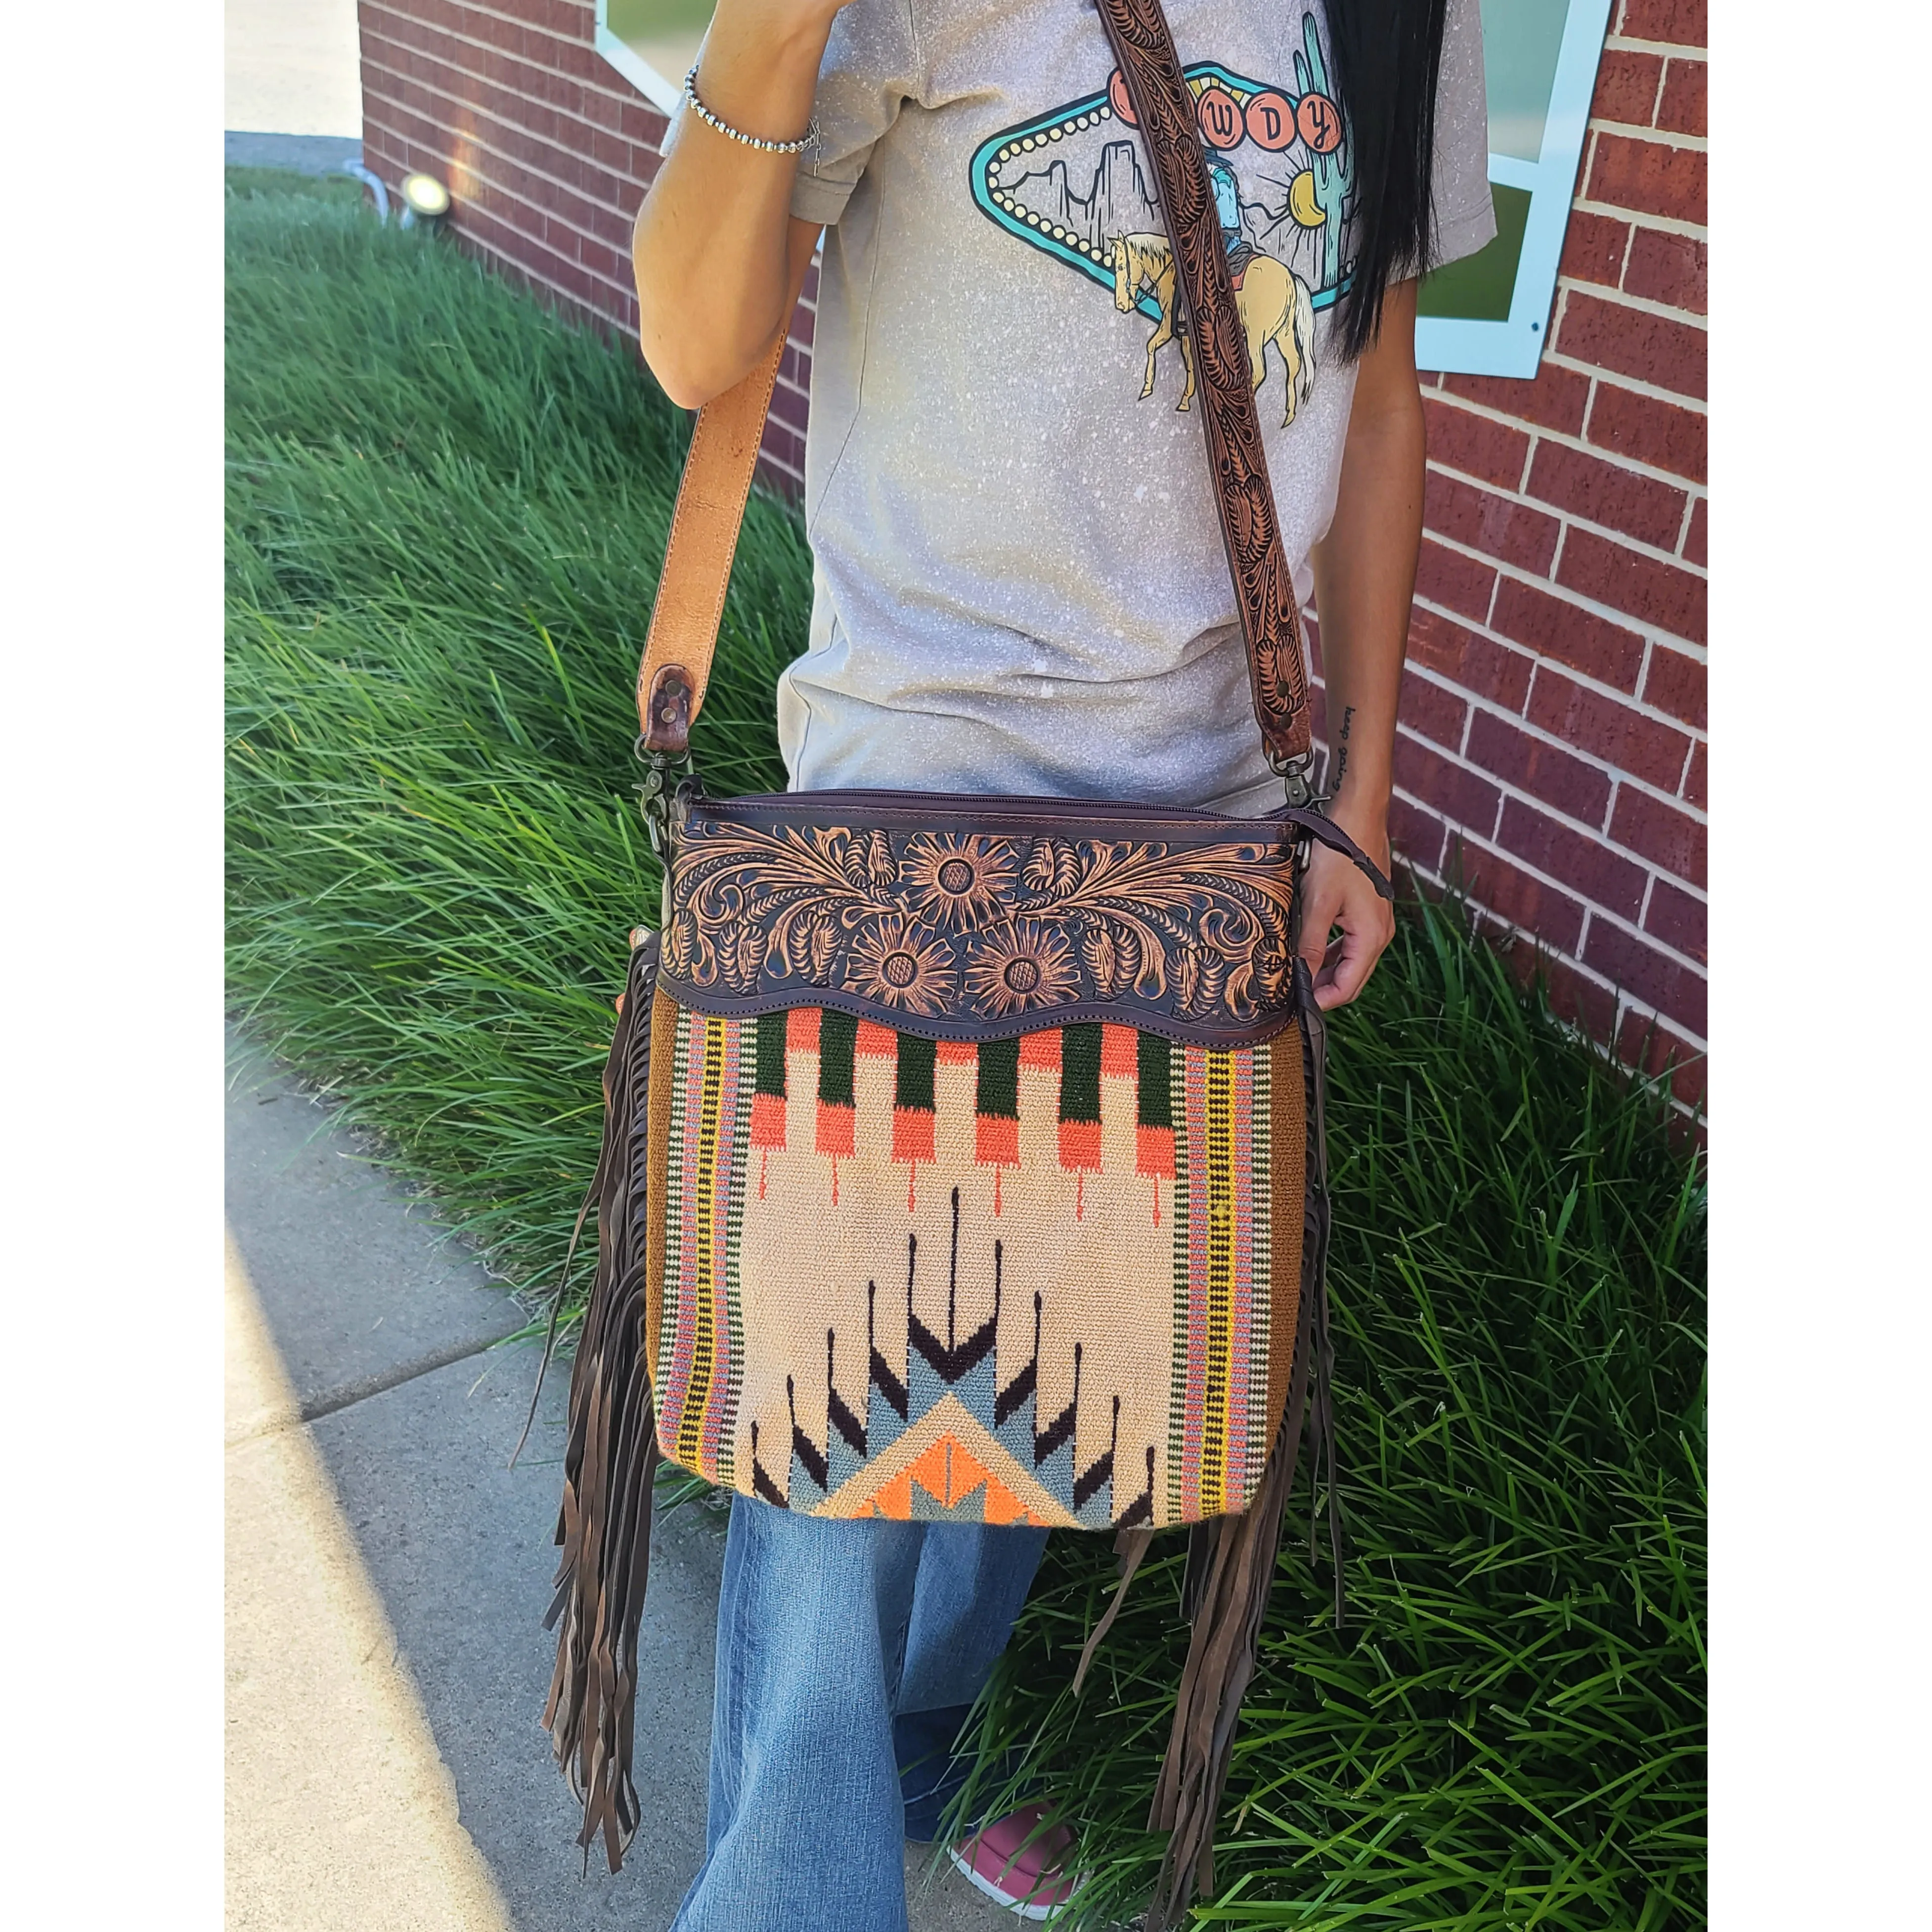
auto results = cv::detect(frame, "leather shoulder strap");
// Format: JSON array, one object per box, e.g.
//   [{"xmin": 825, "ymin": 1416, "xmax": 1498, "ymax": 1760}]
[
  {"xmin": 636, "ymin": 0, "xmax": 1312, "ymax": 770},
  {"xmin": 1093, "ymin": 0, "xmax": 1311, "ymax": 770},
  {"xmin": 635, "ymin": 300, "xmax": 795, "ymax": 753}
]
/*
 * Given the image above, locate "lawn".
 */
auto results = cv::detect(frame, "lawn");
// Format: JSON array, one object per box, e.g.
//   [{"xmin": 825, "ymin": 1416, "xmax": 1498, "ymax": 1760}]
[{"xmin": 225, "ymin": 176, "xmax": 1706, "ymax": 1930}]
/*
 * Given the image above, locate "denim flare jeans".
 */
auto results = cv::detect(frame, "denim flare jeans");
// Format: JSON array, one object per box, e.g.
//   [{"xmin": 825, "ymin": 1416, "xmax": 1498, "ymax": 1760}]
[{"xmin": 667, "ymin": 1494, "xmax": 1050, "ymax": 1932}]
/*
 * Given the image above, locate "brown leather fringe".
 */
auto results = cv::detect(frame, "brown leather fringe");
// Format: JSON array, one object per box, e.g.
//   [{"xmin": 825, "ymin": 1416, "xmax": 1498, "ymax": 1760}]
[
  {"xmin": 540, "ymin": 931, "xmax": 662, "ymax": 1874},
  {"xmin": 1142, "ymin": 960, "xmax": 1342, "ymax": 1931}
]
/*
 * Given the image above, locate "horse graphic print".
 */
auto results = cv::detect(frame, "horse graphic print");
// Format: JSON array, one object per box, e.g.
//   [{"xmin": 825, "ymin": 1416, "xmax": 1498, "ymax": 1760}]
[{"xmin": 966, "ymin": 11, "xmax": 1356, "ymax": 425}]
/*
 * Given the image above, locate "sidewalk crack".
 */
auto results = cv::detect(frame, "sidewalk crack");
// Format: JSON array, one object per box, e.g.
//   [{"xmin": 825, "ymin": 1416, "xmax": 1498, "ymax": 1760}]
[{"xmin": 227, "ymin": 1329, "xmax": 527, "ymax": 1449}]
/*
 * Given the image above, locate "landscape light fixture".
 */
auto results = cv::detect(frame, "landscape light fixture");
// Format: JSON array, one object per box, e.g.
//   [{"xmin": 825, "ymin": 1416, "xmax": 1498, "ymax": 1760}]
[{"xmin": 399, "ymin": 172, "xmax": 451, "ymax": 231}]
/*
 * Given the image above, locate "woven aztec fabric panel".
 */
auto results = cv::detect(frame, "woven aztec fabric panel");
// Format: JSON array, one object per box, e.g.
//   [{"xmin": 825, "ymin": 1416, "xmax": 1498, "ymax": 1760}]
[{"xmin": 648, "ymin": 998, "xmax": 1303, "ymax": 1529}]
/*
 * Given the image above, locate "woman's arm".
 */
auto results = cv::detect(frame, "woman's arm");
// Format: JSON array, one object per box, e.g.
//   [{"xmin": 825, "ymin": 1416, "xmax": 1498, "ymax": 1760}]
[
  {"xmin": 1298, "ymin": 277, "xmax": 1425, "ymax": 1010},
  {"xmin": 632, "ymin": 0, "xmax": 848, "ymax": 407}
]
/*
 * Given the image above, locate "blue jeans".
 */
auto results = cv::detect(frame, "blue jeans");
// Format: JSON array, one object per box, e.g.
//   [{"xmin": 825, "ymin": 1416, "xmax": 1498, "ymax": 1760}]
[{"xmin": 668, "ymin": 1495, "xmax": 1049, "ymax": 1932}]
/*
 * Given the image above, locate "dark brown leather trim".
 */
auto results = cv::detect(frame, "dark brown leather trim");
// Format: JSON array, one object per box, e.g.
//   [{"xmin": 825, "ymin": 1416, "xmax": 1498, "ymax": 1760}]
[
  {"xmin": 688, "ymin": 792, "xmax": 1393, "ymax": 897},
  {"xmin": 641, "ymin": 663, "xmax": 694, "ymax": 756},
  {"xmin": 660, "ymin": 791, "xmax": 1304, "ymax": 1043},
  {"xmin": 1093, "ymin": 0, "xmax": 1312, "ymax": 766}
]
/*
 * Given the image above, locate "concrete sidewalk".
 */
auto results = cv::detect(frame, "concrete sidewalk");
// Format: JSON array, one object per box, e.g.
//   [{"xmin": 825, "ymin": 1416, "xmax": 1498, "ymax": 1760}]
[
  {"xmin": 226, "ymin": 0, "xmax": 362, "ymax": 140},
  {"xmin": 224, "ymin": 1037, "xmax": 1014, "ymax": 1930}
]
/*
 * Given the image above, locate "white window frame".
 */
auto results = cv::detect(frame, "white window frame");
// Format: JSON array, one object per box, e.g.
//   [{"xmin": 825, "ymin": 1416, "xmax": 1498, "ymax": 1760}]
[
  {"xmin": 1415, "ymin": 0, "xmax": 1614, "ymax": 379},
  {"xmin": 593, "ymin": 0, "xmax": 689, "ymax": 117}
]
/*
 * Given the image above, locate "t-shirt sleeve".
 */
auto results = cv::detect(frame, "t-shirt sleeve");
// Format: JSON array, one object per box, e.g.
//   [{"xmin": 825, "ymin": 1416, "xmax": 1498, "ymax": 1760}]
[
  {"xmin": 1423, "ymin": 0, "xmax": 1497, "ymax": 271},
  {"xmin": 788, "ymin": 0, "xmax": 925, "ymax": 228}
]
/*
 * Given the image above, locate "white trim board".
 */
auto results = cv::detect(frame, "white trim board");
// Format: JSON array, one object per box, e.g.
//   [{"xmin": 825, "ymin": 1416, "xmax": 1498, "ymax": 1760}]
[{"xmin": 1415, "ymin": 0, "xmax": 1616, "ymax": 379}]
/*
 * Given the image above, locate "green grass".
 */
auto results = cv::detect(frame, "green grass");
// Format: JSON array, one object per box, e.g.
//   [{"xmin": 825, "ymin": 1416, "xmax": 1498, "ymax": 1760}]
[
  {"xmin": 225, "ymin": 180, "xmax": 1705, "ymax": 1929},
  {"xmin": 943, "ymin": 906, "xmax": 1704, "ymax": 1930},
  {"xmin": 226, "ymin": 174, "xmax": 808, "ymax": 1278},
  {"xmin": 224, "ymin": 166, "xmax": 366, "ymax": 206}
]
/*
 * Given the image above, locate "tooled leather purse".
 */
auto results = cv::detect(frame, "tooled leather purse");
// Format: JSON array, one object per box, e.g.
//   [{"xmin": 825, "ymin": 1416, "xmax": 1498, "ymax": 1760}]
[{"xmin": 541, "ymin": 0, "xmax": 1390, "ymax": 1920}]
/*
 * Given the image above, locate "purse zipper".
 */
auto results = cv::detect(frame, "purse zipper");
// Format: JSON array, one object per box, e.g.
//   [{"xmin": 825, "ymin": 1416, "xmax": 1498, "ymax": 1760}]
[{"xmin": 689, "ymin": 787, "xmax": 1284, "ymax": 830}]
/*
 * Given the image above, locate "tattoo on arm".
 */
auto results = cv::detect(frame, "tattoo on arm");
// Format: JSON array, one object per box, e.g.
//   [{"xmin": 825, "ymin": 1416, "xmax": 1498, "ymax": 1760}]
[{"xmin": 1334, "ymin": 705, "xmax": 1355, "ymax": 783}]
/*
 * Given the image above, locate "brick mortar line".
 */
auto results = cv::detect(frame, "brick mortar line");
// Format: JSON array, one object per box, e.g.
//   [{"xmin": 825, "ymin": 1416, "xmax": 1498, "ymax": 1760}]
[
  {"xmin": 365, "ymin": 0, "xmax": 599, "ymax": 37},
  {"xmin": 1314, "ymin": 671, "xmax": 1705, "ymax": 847},
  {"xmin": 1337, "ymin": 576, "xmax": 1712, "ymax": 706},
  {"xmin": 1567, "ymin": 197, "xmax": 1708, "ymax": 243},
  {"xmin": 1414, "ymin": 556, "xmax": 1700, "ymax": 714},
  {"xmin": 363, "ymin": 80, "xmax": 654, "ymax": 246},
  {"xmin": 1585, "ymin": 115, "xmax": 1707, "ymax": 153},
  {"xmin": 1425, "ymin": 454, "xmax": 1707, "ymax": 582},
  {"xmin": 1431, "ymin": 443, "xmax": 1707, "ymax": 560},
  {"xmin": 1450, "ymin": 807, "xmax": 1708, "ymax": 918},
  {"xmin": 1672, "ymin": 492, "xmax": 1697, "ymax": 555},
  {"xmin": 362, "ymin": 0, "xmax": 661, "ymax": 108},
  {"xmin": 1403, "ymin": 641, "xmax": 1708, "ymax": 774},
  {"xmin": 393, "ymin": 175, "xmax": 641, "ymax": 318},
  {"xmin": 1541, "ymin": 348, "xmax": 1706, "ymax": 415},
  {"xmin": 360, "ymin": 12, "xmax": 661, "ymax": 121},
  {"xmin": 1401, "ymin": 627, "xmax": 1708, "ymax": 798},
  {"xmin": 1442, "ymin": 824, "xmax": 1708, "ymax": 975},
  {"xmin": 1429, "ymin": 384, "xmax": 1706, "ymax": 495},
  {"xmin": 1427, "ymin": 459, "xmax": 1707, "ymax": 587},
  {"xmin": 1576, "ymin": 892, "xmax": 1707, "ymax": 978},
  {"xmin": 1396, "ymin": 715, "xmax": 1706, "ymax": 890},
  {"xmin": 467, "ymin": 211, "xmax": 636, "ymax": 311},
  {"xmin": 1428, "ymin": 392, "xmax": 1707, "ymax": 505},
  {"xmin": 1391, "ymin": 809, "xmax": 1709, "ymax": 1048},
  {"xmin": 461, "ymin": 212, "xmax": 639, "ymax": 316},
  {"xmin": 1429, "ymin": 469, "xmax": 1700, "ymax": 595},
  {"xmin": 1603, "ymin": 33, "xmax": 1710, "ymax": 60},
  {"xmin": 1544, "ymin": 291, "xmax": 1706, "ymax": 409},
  {"xmin": 1427, "ymin": 494, "xmax": 1707, "ymax": 603},
  {"xmin": 1643, "ymin": 56, "xmax": 1668, "ymax": 127},
  {"xmin": 1398, "ymin": 730, "xmax": 1707, "ymax": 898},
  {"xmin": 360, "ymin": 31, "xmax": 667, "ymax": 167},
  {"xmin": 358, "ymin": 53, "xmax": 651, "ymax": 170},
  {"xmin": 1551, "ymin": 273, "xmax": 1708, "ymax": 333},
  {"xmin": 360, "ymin": 38, "xmax": 665, "ymax": 174},
  {"xmin": 362, "ymin": 115, "xmax": 640, "ymax": 278}
]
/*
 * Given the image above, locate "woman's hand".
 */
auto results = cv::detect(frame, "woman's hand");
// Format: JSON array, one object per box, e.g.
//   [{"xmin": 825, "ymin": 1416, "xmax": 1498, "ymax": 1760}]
[{"xmin": 1296, "ymin": 801, "xmax": 1397, "ymax": 1011}]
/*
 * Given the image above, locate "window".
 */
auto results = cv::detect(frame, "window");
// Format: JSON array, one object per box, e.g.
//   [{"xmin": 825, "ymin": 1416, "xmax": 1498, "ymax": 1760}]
[
  {"xmin": 1415, "ymin": 0, "xmax": 1614, "ymax": 378},
  {"xmin": 595, "ymin": 0, "xmax": 715, "ymax": 117}
]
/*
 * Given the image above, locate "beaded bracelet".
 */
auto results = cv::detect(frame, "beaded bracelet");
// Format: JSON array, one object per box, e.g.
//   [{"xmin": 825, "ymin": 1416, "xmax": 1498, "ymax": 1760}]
[{"xmin": 682, "ymin": 62, "xmax": 819, "ymax": 156}]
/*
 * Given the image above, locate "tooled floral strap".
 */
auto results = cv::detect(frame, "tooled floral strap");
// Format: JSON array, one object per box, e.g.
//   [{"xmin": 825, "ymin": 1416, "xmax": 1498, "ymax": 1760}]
[
  {"xmin": 635, "ymin": 0, "xmax": 1314, "ymax": 769},
  {"xmin": 1091, "ymin": 0, "xmax": 1312, "ymax": 773}
]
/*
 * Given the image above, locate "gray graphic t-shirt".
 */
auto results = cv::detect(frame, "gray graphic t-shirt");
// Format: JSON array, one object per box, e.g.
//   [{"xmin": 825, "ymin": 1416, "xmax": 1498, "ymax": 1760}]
[{"xmin": 760, "ymin": 0, "xmax": 1494, "ymax": 812}]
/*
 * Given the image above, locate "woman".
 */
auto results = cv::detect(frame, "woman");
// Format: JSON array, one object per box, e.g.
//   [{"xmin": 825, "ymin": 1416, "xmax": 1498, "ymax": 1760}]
[{"xmin": 630, "ymin": 1, "xmax": 1494, "ymax": 1923}]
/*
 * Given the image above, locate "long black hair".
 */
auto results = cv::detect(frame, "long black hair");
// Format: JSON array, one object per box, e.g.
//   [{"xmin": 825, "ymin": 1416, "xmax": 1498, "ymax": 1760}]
[{"xmin": 1325, "ymin": 0, "xmax": 1451, "ymax": 359}]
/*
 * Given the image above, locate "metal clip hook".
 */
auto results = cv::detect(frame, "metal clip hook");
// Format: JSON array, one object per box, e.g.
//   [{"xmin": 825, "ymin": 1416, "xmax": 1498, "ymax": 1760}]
[
  {"xmin": 633, "ymin": 735, "xmax": 691, "ymax": 865},
  {"xmin": 1272, "ymin": 748, "xmax": 1319, "ymax": 811}
]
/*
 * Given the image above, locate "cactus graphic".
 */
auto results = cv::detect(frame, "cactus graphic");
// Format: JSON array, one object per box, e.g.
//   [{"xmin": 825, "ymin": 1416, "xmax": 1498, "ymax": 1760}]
[{"xmin": 1293, "ymin": 11, "xmax": 1353, "ymax": 291}]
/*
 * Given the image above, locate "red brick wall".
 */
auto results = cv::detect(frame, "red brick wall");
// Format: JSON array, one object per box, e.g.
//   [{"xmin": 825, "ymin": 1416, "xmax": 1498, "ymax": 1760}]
[
  {"xmin": 359, "ymin": 0, "xmax": 1707, "ymax": 1099},
  {"xmin": 1386, "ymin": 0, "xmax": 1707, "ymax": 1099},
  {"xmin": 357, "ymin": 0, "xmax": 817, "ymax": 482}
]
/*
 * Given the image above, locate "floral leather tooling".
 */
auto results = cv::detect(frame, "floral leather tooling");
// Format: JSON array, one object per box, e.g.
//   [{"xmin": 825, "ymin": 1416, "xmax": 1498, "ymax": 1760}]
[{"xmin": 658, "ymin": 791, "xmax": 1303, "ymax": 1037}]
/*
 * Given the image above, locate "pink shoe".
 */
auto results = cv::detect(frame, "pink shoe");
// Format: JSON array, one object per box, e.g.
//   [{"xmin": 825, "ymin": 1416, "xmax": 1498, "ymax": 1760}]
[{"xmin": 947, "ymin": 1804, "xmax": 1081, "ymax": 1920}]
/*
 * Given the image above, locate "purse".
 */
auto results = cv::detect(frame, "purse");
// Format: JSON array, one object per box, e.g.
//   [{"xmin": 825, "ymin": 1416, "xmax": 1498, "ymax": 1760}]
[{"xmin": 541, "ymin": 0, "xmax": 1391, "ymax": 1919}]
